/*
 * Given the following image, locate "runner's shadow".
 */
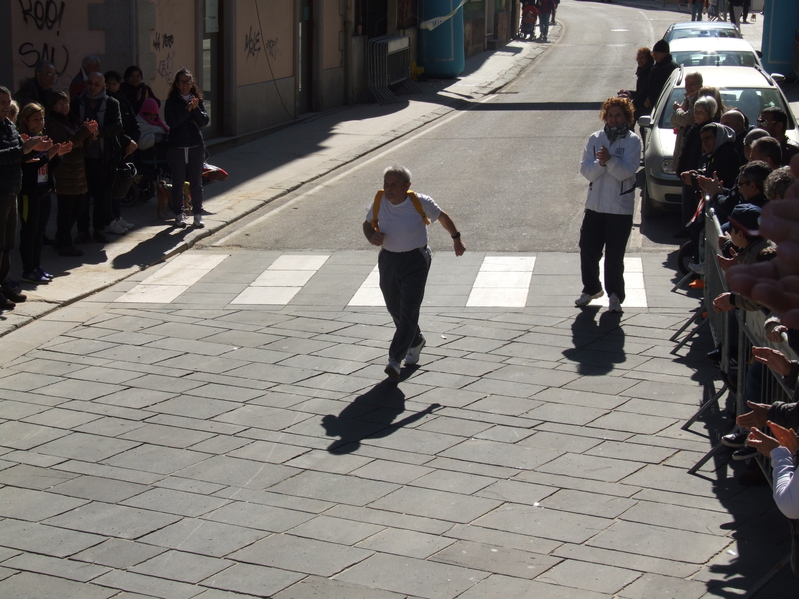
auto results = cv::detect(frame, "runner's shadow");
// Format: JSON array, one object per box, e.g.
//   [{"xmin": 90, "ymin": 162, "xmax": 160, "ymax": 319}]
[
  {"xmin": 563, "ymin": 307, "xmax": 626, "ymax": 375},
  {"xmin": 322, "ymin": 380, "xmax": 440, "ymax": 454}
]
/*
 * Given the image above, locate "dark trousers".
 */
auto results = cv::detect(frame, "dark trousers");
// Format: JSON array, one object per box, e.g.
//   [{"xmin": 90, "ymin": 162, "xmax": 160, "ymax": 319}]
[
  {"xmin": 56, "ymin": 193, "xmax": 87, "ymax": 247},
  {"xmin": 538, "ymin": 12, "xmax": 550, "ymax": 38},
  {"xmin": 18, "ymin": 192, "xmax": 51, "ymax": 273},
  {"xmin": 80, "ymin": 159, "xmax": 112, "ymax": 233},
  {"xmin": 681, "ymin": 184, "xmax": 700, "ymax": 229},
  {"xmin": 378, "ymin": 247, "xmax": 431, "ymax": 361},
  {"xmin": 167, "ymin": 146, "xmax": 204, "ymax": 214},
  {"xmin": 0, "ymin": 193, "xmax": 17, "ymax": 284},
  {"xmin": 578, "ymin": 209, "xmax": 633, "ymax": 303}
]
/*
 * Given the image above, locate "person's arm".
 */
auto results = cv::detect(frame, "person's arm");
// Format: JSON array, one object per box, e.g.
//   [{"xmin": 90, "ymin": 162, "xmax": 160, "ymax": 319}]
[
  {"xmin": 605, "ymin": 134, "xmax": 642, "ymax": 181},
  {"xmin": 165, "ymin": 96, "xmax": 191, "ymax": 130},
  {"xmin": 771, "ymin": 446, "xmax": 799, "ymax": 519},
  {"xmin": 670, "ymin": 98, "xmax": 693, "ymax": 128},
  {"xmin": 579, "ymin": 134, "xmax": 605, "ymax": 182},
  {"xmin": 191, "ymin": 99, "xmax": 210, "ymax": 129},
  {"xmin": 438, "ymin": 211, "xmax": 465, "ymax": 256},
  {"xmin": 362, "ymin": 220, "xmax": 384, "ymax": 246}
]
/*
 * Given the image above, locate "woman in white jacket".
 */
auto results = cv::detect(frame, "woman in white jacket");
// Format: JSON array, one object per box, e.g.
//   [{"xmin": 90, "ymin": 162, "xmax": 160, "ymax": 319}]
[{"xmin": 576, "ymin": 97, "xmax": 641, "ymax": 312}]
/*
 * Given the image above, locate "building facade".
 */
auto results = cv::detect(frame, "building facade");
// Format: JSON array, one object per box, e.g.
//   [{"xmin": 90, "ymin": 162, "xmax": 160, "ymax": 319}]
[{"xmin": 1, "ymin": 0, "xmax": 516, "ymax": 140}]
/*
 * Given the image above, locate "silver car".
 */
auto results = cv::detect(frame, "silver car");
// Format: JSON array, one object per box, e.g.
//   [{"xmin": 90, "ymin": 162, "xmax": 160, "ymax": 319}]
[{"xmin": 638, "ymin": 66, "xmax": 797, "ymax": 213}]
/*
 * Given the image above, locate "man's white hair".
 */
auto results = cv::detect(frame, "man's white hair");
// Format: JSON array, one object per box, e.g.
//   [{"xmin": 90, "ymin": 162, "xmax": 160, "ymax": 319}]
[{"xmin": 383, "ymin": 165, "xmax": 412, "ymax": 183}]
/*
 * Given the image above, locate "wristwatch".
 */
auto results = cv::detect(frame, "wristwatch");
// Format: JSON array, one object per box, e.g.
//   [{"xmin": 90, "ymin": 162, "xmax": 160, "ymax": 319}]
[{"xmin": 451, "ymin": 232, "xmax": 461, "ymax": 239}]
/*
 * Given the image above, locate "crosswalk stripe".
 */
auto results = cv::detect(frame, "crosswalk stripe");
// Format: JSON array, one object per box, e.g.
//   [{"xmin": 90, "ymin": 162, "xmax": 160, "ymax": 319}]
[
  {"xmin": 114, "ymin": 252, "xmax": 651, "ymax": 308},
  {"xmin": 115, "ymin": 254, "xmax": 229, "ymax": 303},
  {"xmin": 467, "ymin": 256, "xmax": 536, "ymax": 307},
  {"xmin": 347, "ymin": 265, "xmax": 384, "ymax": 306},
  {"xmin": 231, "ymin": 254, "xmax": 330, "ymax": 305}
]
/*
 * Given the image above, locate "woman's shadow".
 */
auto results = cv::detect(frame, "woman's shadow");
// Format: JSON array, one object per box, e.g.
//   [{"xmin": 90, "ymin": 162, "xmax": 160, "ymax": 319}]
[
  {"xmin": 563, "ymin": 306, "xmax": 626, "ymax": 375},
  {"xmin": 322, "ymin": 379, "xmax": 441, "ymax": 454}
]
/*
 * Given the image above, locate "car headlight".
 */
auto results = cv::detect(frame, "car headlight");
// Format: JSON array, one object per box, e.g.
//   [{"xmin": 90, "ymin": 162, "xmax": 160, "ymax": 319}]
[{"xmin": 660, "ymin": 159, "xmax": 675, "ymax": 175}]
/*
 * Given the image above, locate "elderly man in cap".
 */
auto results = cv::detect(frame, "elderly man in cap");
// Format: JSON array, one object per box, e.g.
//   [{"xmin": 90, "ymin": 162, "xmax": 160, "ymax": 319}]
[{"xmin": 645, "ymin": 40, "xmax": 678, "ymax": 111}]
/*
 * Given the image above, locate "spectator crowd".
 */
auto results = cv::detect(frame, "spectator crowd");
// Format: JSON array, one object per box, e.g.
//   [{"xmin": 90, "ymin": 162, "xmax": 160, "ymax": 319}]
[
  {"xmin": 620, "ymin": 33, "xmax": 799, "ymax": 578},
  {"xmin": 0, "ymin": 55, "xmax": 210, "ymax": 310}
]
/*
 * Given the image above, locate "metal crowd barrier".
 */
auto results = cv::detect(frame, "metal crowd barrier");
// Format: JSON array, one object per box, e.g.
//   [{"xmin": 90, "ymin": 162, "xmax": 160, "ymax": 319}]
[
  {"xmin": 366, "ymin": 35, "xmax": 421, "ymax": 104},
  {"xmin": 684, "ymin": 206, "xmax": 797, "ymax": 472},
  {"xmin": 675, "ymin": 205, "xmax": 797, "ymax": 596}
]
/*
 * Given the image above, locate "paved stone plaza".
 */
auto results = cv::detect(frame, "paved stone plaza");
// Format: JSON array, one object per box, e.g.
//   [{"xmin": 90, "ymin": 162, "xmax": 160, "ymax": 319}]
[{"xmin": 0, "ymin": 249, "xmax": 796, "ymax": 598}]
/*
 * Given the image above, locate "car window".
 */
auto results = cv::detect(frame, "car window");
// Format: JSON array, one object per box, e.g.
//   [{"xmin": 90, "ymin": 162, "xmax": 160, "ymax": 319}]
[
  {"xmin": 668, "ymin": 29, "xmax": 742, "ymax": 41},
  {"xmin": 672, "ymin": 51, "xmax": 757, "ymax": 68},
  {"xmin": 657, "ymin": 87, "xmax": 789, "ymax": 129}
]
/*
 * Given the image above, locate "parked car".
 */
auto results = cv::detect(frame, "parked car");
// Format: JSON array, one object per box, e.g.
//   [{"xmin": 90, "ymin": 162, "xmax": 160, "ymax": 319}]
[
  {"xmin": 662, "ymin": 21, "xmax": 743, "ymax": 42},
  {"xmin": 638, "ymin": 66, "xmax": 798, "ymax": 213},
  {"xmin": 669, "ymin": 37, "xmax": 763, "ymax": 70}
]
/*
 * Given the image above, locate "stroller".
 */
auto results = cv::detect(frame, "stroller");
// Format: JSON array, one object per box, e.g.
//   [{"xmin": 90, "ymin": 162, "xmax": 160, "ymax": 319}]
[{"xmin": 520, "ymin": 3, "xmax": 538, "ymax": 40}]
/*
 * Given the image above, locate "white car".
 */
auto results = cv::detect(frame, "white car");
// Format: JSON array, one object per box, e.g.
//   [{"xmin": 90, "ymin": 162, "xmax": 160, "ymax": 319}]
[
  {"xmin": 663, "ymin": 21, "xmax": 743, "ymax": 42},
  {"xmin": 638, "ymin": 66, "xmax": 798, "ymax": 212},
  {"xmin": 669, "ymin": 37, "xmax": 763, "ymax": 70}
]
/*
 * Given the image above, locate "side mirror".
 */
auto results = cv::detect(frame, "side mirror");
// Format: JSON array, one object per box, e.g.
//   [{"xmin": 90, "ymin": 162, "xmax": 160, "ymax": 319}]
[
  {"xmin": 771, "ymin": 73, "xmax": 785, "ymax": 83},
  {"xmin": 638, "ymin": 115, "xmax": 652, "ymax": 128}
]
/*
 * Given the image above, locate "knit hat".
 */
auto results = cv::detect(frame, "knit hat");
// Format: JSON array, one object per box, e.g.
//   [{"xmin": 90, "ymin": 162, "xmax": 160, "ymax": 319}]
[
  {"xmin": 653, "ymin": 39, "xmax": 670, "ymax": 54},
  {"xmin": 728, "ymin": 203, "xmax": 761, "ymax": 237}
]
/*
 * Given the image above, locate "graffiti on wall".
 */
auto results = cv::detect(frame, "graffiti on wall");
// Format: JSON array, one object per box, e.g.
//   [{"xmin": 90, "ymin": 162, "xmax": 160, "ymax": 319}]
[
  {"xmin": 15, "ymin": 0, "xmax": 71, "ymax": 89},
  {"xmin": 152, "ymin": 31, "xmax": 176, "ymax": 84},
  {"xmin": 244, "ymin": 26, "xmax": 261, "ymax": 61},
  {"xmin": 264, "ymin": 37, "xmax": 279, "ymax": 61},
  {"xmin": 152, "ymin": 31, "xmax": 174, "ymax": 52}
]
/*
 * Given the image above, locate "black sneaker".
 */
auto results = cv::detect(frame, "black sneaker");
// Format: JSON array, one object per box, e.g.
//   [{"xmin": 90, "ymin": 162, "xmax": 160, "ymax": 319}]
[
  {"xmin": 1, "ymin": 286, "xmax": 27, "ymax": 303},
  {"xmin": 721, "ymin": 430, "xmax": 748, "ymax": 448},
  {"xmin": 732, "ymin": 446, "xmax": 758, "ymax": 461}
]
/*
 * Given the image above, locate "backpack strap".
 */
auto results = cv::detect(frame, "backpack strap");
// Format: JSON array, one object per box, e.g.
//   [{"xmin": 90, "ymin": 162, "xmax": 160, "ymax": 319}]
[{"xmin": 371, "ymin": 189, "xmax": 430, "ymax": 232}]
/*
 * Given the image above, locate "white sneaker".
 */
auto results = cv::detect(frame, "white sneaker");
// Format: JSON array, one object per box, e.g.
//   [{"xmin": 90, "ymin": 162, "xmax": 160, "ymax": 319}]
[
  {"xmin": 608, "ymin": 293, "xmax": 622, "ymax": 313},
  {"xmin": 405, "ymin": 337, "xmax": 426, "ymax": 365},
  {"xmin": 118, "ymin": 216, "xmax": 134, "ymax": 230},
  {"xmin": 688, "ymin": 262, "xmax": 705, "ymax": 275},
  {"xmin": 193, "ymin": 214, "xmax": 204, "ymax": 228},
  {"xmin": 174, "ymin": 213, "xmax": 187, "ymax": 228},
  {"xmin": 104, "ymin": 218, "xmax": 127, "ymax": 235},
  {"xmin": 575, "ymin": 290, "xmax": 603, "ymax": 307}
]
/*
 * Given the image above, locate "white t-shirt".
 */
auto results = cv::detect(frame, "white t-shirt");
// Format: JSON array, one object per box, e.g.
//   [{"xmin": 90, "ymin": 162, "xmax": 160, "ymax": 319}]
[{"xmin": 365, "ymin": 192, "xmax": 441, "ymax": 253}]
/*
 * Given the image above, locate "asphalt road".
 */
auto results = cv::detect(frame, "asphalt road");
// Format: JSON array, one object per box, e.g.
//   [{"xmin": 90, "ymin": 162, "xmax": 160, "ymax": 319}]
[{"xmin": 207, "ymin": 1, "xmax": 686, "ymax": 254}]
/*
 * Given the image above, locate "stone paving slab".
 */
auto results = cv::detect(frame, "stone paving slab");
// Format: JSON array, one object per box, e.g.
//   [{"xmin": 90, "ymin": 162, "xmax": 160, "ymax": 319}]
[{"xmin": 1, "ymin": 244, "xmax": 796, "ymax": 599}]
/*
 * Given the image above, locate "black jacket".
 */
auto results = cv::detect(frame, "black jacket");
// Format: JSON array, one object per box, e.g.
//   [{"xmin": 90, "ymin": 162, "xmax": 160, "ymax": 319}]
[
  {"xmin": 70, "ymin": 93, "xmax": 124, "ymax": 165},
  {"xmin": 699, "ymin": 141, "xmax": 740, "ymax": 191},
  {"xmin": 0, "ymin": 118, "xmax": 26, "ymax": 196},
  {"xmin": 647, "ymin": 56, "xmax": 678, "ymax": 109},
  {"xmin": 164, "ymin": 94, "xmax": 209, "ymax": 148},
  {"xmin": 633, "ymin": 60, "xmax": 654, "ymax": 118}
]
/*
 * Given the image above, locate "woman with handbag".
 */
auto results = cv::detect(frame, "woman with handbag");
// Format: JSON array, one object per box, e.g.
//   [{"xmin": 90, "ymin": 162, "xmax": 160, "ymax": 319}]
[{"xmin": 165, "ymin": 69, "xmax": 209, "ymax": 228}]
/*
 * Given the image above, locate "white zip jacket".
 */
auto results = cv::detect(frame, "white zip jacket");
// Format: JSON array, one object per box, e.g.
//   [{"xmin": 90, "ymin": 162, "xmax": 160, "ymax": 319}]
[{"xmin": 580, "ymin": 128, "xmax": 642, "ymax": 216}]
